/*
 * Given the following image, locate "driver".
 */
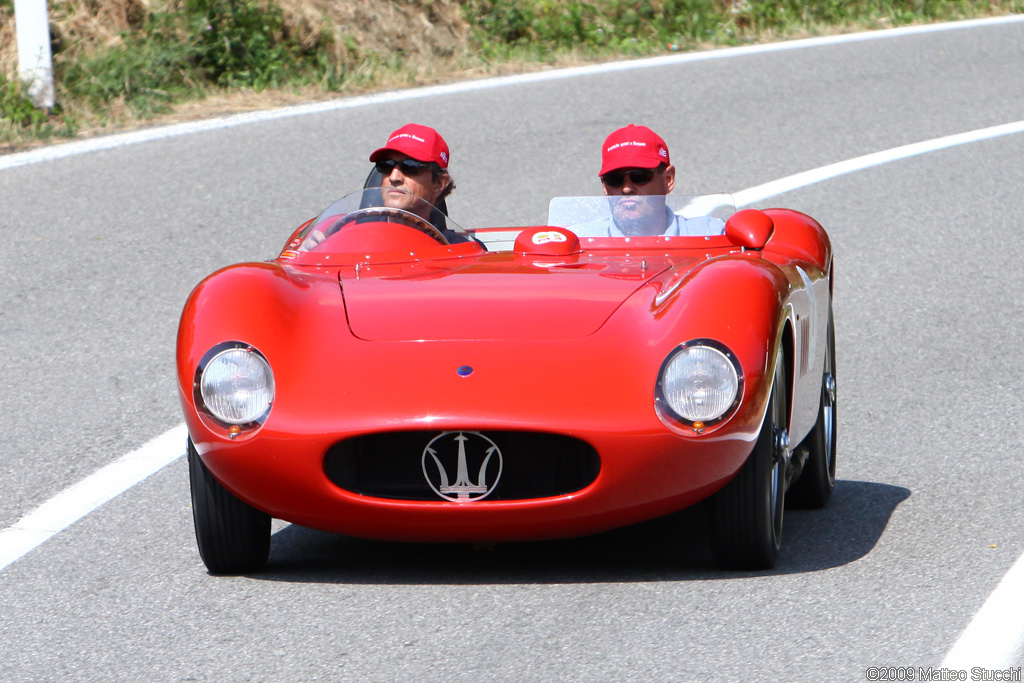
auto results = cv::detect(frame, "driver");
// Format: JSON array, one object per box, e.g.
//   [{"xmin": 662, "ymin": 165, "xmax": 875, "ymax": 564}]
[
  {"xmin": 369, "ymin": 122, "xmax": 454, "ymax": 220},
  {"xmin": 572, "ymin": 124, "xmax": 724, "ymax": 237},
  {"xmin": 368, "ymin": 123, "xmax": 478, "ymax": 245},
  {"xmin": 301, "ymin": 123, "xmax": 475, "ymax": 249}
]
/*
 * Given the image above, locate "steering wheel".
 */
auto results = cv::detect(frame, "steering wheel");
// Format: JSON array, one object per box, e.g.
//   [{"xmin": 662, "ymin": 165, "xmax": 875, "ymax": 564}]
[{"xmin": 334, "ymin": 207, "xmax": 450, "ymax": 245}]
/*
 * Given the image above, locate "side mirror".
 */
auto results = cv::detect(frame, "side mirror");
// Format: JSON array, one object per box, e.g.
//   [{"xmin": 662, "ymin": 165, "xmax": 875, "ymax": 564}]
[{"xmin": 725, "ymin": 209, "xmax": 774, "ymax": 250}]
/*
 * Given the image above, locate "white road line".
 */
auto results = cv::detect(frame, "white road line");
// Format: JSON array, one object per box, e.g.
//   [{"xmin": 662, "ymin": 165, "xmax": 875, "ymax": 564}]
[
  {"xmin": 1, "ymin": 14, "xmax": 1022, "ymax": 173},
  {"xmin": 1, "ymin": 13, "xmax": 1022, "ymax": 668},
  {"xmin": 734, "ymin": 121, "xmax": 1024, "ymax": 207},
  {"xmin": 0, "ymin": 425, "xmax": 186, "ymax": 572},
  {"xmin": 942, "ymin": 551, "xmax": 1024, "ymax": 668}
]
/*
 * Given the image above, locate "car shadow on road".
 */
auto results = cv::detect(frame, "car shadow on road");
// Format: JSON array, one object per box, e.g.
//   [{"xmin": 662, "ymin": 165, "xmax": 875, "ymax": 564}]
[{"xmin": 249, "ymin": 480, "xmax": 910, "ymax": 584}]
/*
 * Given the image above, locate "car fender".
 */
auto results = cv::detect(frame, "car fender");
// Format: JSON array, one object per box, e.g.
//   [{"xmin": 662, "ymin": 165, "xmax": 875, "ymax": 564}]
[
  {"xmin": 176, "ymin": 262, "xmax": 348, "ymax": 437},
  {"xmin": 643, "ymin": 255, "xmax": 793, "ymax": 440},
  {"xmin": 761, "ymin": 209, "xmax": 833, "ymax": 442},
  {"xmin": 762, "ymin": 209, "xmax": 832, "ymax": 271}
]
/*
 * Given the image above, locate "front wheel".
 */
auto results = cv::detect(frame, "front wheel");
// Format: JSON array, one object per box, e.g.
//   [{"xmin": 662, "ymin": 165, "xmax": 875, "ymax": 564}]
[
  {"xmin": 788, "ymin": 305, "xmax": 837, "ymax": 508},
  {"xmin": 710, "ymin": 349, "xmax": 788, "ymax": 570},
  {"xmin": 188, "ymin": 438, "xmax": 270, "ymax": 574}
]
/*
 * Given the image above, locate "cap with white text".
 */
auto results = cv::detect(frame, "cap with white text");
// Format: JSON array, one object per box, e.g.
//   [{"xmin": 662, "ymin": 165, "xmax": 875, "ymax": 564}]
[
  {"xmin": 369, "ymin": 123, "xmax": 450, "ymax": 169},
  {"xmin": 599, "ymin": 124, "xmax": 669, "ymax": 176}
]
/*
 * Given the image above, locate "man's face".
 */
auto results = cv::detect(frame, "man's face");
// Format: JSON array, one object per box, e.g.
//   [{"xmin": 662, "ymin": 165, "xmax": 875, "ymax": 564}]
[
  {"xmin": 378, "ymin": 152, "xmax": 449, "ymax": 218},
  {"xmin": 602, "ymin": 165, "xmax": 676, "ymax": 236}
]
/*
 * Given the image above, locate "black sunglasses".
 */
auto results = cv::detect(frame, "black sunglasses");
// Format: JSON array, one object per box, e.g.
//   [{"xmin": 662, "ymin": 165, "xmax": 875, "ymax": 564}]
[
  {"xmin": 601, "ymin": 169, "xmax": 656, "ymax": 188},
  {"xmin": 375, "ymin": 158, "xmax": 437, "ymax": 176}
]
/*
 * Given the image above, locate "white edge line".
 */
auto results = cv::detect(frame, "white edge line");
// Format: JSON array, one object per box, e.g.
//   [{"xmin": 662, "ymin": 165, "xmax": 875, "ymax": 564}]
[
  {"xmin": 941, "ymin": 550, "xmax": 1024, "ymax": 668},
  {"xmin": 1, "ymin": 13, "xmax": 1022, "ymax": 173},
  {"xmin": 0, "ymin": 425, "xmax": 187, "ymax": 572},
  {"xmin": 733, "ymin": 121, "xmax": 1024, "ymax": 207}
]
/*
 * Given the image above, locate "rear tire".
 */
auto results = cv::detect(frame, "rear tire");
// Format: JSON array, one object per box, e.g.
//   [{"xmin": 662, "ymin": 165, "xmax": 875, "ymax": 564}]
[
  {"xmin": 788, "ymin": 305, "xmax": 837, "ymax": 508},
  {"xmin": 188, "ymin": 438, "xmax": 270, "ymax": 574},
  {"xmin": 711, "ymin": 350, "xmax": 787, "ymax": 570}
]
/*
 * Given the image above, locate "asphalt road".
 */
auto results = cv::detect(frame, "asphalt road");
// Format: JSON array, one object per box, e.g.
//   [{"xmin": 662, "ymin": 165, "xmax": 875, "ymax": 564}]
[{"xmin": 2, "ymin": 16, "xmax": 1023, "ymax": 682}]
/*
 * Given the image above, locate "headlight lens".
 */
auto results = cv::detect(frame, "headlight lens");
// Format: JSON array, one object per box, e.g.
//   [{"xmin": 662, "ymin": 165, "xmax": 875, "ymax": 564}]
[
  {"xmin": 659, "ymin": 343, "xmax": 740, "ymax": 423},
  {"xmin": 199, "ymin": 347, "xmax": 274, "ymax": 425}
]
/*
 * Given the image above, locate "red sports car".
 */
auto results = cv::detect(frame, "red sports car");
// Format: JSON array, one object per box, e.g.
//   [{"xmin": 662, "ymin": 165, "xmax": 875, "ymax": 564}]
[{"xmin": 177, "ymin": 188, "xmax": 836, "ymax": 573}]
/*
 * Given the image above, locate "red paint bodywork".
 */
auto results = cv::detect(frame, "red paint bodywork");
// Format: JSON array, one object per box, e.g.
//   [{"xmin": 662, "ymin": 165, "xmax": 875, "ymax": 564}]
[{"xmin": 177, "ymin": 204, "xmax": 832, "ymax": 543}]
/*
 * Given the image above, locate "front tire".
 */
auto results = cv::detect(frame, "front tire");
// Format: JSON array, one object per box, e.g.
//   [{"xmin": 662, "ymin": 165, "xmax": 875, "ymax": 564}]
[
  {"xmin": 188, "ymin": 438, "xmax": 270, "ymax": 574},
  {"xmin": 711, "ymin": 349, "xmax": 788, "ymax": 570},
  {"xmin": 788, "ymin": 305, "xmax": 837, "ymax": 508}
]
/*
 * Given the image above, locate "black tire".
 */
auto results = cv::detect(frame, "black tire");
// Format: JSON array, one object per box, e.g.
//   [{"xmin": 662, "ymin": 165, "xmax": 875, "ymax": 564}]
[
  {"xmin": 711, "ymin": 350, "xmax": 787, "ymax": 570},
  {"xmin": 788, "ymin": 305, "xmax": 837, "ymax": 508},
  {"xmin": 188, "ymin": 438, "xmax": 271, "ymax": 574}
]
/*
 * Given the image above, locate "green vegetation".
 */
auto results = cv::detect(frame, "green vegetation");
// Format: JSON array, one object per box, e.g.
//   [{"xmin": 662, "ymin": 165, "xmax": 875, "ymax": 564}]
[
  {"xmin": 2, "ymin": 0, "xmax": 1022, "ymax": 150},
  {"xmin": 0, "ymin": 73, "xmax": 74, "ymax": 142},
  {"xmin": 0, "ymin": 0, "xmax": 341, "ymax": 145},
  {"xmin": 464, "ymin": 0, "xmax": 1022, "ymax": 58},
  {"xmin": 465, "ymin": 0, "xmax": 727, "ymax": 57},
  {"xmin": 58, "ymin": 0, "xmax": 333, "ymax": 118},
  {"xmin": 1, "ymin": 75, "xmax": 48, "ymax": 128}
]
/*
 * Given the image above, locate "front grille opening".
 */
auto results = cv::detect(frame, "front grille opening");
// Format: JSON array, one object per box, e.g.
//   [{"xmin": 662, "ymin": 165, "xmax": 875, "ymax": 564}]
[{"xmin": 324, "ymin": 430, "xmax": 600, "ymax": 501}]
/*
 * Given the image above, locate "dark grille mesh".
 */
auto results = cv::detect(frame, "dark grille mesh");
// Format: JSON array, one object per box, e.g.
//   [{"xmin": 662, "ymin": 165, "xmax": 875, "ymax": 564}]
[{"xmin": 324, "ymin": 430, "xmax": 600, "ymax": 501}]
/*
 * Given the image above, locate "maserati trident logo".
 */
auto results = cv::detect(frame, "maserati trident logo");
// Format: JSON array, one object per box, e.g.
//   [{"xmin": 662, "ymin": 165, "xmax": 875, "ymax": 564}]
[{"xmin": 422, "ymin": 432, "xmax": 503, "ymax": 502}]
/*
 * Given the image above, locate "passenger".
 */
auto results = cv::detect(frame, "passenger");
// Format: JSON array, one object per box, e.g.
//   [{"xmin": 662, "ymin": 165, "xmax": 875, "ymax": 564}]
[{"xmin": 572, "ymin": 124, "xmax": 723, "ymax": 237}]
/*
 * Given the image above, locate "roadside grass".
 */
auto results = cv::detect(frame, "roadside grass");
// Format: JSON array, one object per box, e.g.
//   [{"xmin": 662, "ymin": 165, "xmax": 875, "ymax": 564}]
[
  {"xmin": 1, "ymin": 0, "xmax": 1022, "ymax": 151},
  {"xmin": 463, "ymin": 0, "xmax": 1024, "ymax": 60}
]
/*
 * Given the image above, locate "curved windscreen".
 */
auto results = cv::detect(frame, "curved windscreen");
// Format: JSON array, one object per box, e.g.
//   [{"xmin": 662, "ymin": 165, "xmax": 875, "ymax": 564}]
[
  {"xmin": 547, "ymin": 194, "xmax": 735, "ymax": 238},
  {"xmin": 296, "ymin": 188, "xmax": 472, "ymax": 252}
]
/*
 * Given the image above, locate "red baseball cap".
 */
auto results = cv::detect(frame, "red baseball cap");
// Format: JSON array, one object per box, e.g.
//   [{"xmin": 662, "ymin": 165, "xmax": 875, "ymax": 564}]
[
  {"xmin": 369, "ymin": 123, "xmax": 450, "ymax": 169},
  {"xmin": 599, "ymin": 124, "xmax": 670, "ymax": 176}
]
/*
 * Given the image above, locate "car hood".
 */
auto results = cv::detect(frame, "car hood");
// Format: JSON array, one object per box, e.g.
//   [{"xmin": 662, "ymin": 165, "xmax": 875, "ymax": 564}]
[{"xmin": 340, "ymin": 257, "xmax": 675, "ymax": 341}]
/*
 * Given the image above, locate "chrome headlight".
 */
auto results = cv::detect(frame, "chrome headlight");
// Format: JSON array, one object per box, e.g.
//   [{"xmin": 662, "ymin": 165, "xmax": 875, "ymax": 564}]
[
  {"xmin": 657, "ymin": 340, "xmax": 742, "ymax": 426},
  {"xmin": 198, "ymin": 345, "xmax": 274, "ymax": 426}
]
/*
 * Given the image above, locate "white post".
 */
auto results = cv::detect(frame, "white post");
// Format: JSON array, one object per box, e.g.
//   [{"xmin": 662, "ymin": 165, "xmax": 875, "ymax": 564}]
[{"xmin": 13, "ymin": 0, "xmax": 55, "ymax": 109}]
